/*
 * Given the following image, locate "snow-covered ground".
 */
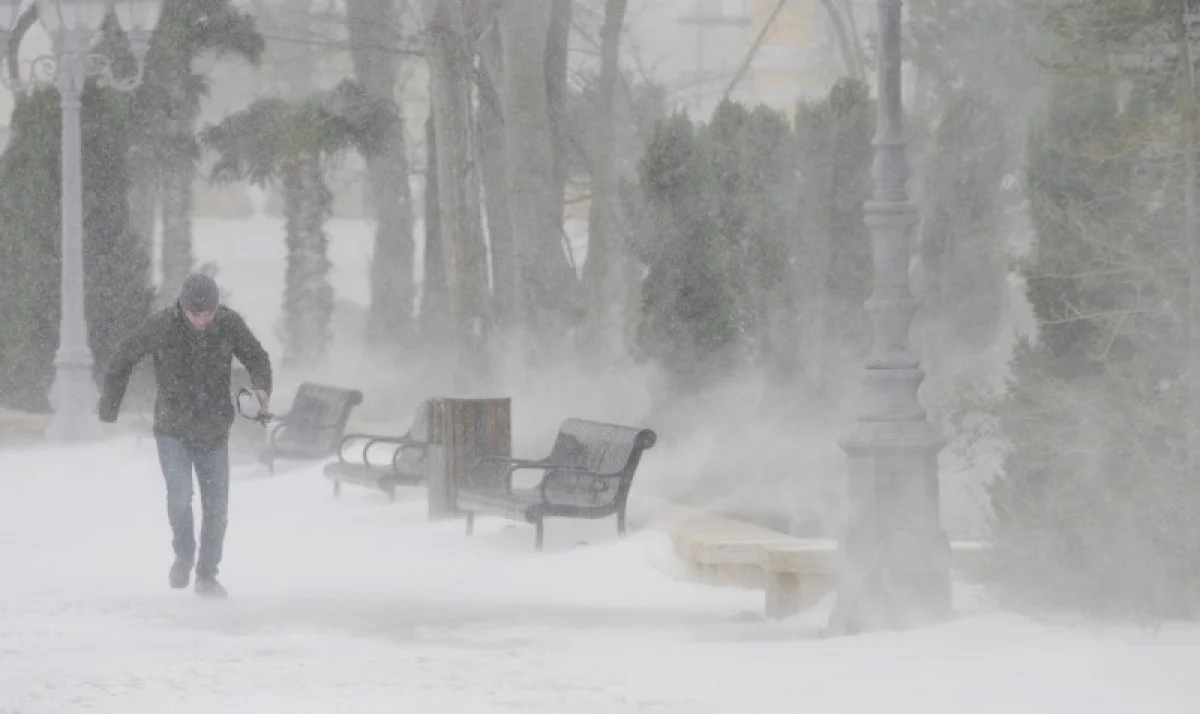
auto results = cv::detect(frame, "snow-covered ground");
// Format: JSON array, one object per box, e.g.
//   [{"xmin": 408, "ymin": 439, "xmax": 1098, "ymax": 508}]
[
  {"xmin": 1, "ymin": 438, "xmax": 1200, "ymax": 713},
  {"xmin": 2, "ymin": 216, "xmax": 1193, "ymax": 711}
]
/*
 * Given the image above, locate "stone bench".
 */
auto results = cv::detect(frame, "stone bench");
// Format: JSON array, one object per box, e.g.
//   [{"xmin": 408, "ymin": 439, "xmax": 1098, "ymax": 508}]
[
  {"xmin": 758, "ymin": 539, "xmax": 993, "ymax": 620},
  {"xmin": 674, "ymin": 528, "xmax": 800, "ymax": 587},
  {"xmin": 758, "ymin": 541, "xmax": 837, "ymax": 619}
]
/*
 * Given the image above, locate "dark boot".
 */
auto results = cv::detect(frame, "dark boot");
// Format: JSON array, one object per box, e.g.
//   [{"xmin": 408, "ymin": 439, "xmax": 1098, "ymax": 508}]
[
  {"xmin": 169, "ymin": 558, "xmax": 193, "ymax": 589},
  {"xmin": 195, "ymin": 574, "xmax": 228, "ymax": 599}
]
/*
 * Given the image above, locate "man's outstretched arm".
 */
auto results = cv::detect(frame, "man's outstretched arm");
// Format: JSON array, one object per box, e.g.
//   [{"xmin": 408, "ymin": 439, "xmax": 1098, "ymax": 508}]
[{"xmin": 98, "ymin": 317, "xmax": 159, "ymax": 423}]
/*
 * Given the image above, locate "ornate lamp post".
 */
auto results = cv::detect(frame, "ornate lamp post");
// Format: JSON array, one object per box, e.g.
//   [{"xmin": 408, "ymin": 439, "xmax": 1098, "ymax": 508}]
[
  {"xmin": 0, "ymin": 0, "xmax": 162, "ymax": 441},
  {"xmin": 828, "ymin": 0, "xmax": 952, "ymax": 634}
]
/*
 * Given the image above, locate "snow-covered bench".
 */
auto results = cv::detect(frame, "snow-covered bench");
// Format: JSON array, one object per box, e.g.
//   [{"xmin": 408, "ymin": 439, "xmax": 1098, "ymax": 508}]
[
  {"xmin": 257, "ymin": 382, "xmax": 364, "ymax": 472},
  {"xmin": 457, "ymin": 418, "xmax": 657, "ymax": 550},
  {"xmin": 323, "ymin": 401, "xmax": 432, "ymax": 500}
]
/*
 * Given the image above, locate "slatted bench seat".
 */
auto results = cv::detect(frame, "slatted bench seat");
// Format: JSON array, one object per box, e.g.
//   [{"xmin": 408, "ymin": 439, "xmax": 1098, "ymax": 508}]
[{"xmin": 456, "ymin": 418, "xmax": 657, "ymax": 550}]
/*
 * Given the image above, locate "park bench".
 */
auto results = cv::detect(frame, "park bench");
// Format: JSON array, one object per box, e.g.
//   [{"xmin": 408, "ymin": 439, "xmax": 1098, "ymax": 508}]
[
  {"xmin": 323, "ymin": 401, "xmax": 433, "ymax": 500},
  {"xmin": 457, "ymin": 418, "xmax": 657, "ymax": 550},
  {"xmin": 256, "ymin": 382, "xmax": 364, "ymax": 472}
]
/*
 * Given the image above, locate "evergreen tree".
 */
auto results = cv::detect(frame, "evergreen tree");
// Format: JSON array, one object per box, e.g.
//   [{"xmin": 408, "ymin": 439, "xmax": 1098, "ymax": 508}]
[
  {"xmin": 990, "ymin": 74, "xmax": 1200, "ymax": 618},
  {"xmin": 633, "ymin": 114, "xmax": 739, "ymax": 391},
  {"xmin": 917, "ymin": 89, "xmax": 1010, "ymax": 352},
  {"xmin": 632, "ymin": 101, "xmax": 797, "ymax": 392},
  {"xmin": 0, "ymin": 83, "xmax": 152, "ymax": 412},
  {"xmin": 793, "ymin": 77, "xmax": 874, "ymax": 393}
]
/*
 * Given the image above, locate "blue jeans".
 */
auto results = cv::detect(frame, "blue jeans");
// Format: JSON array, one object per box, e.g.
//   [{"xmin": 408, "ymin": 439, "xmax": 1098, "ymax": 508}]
[{"xmin": 154, "ymin": 435, "xmax": 230, "ymax": 578}]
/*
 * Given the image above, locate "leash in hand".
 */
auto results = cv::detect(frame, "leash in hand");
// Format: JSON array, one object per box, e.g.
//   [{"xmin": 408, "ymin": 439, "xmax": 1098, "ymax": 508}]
[{"xmin": 236, "ymin": 387, "xmax": 276, "ymax": 427}]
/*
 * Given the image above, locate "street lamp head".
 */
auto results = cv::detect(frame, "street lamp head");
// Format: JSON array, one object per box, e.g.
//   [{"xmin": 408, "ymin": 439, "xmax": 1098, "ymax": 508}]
[
  {"xmin": 35, "ymin": 0, "xmax": 109, "ymax": 35},
  {"xmin": 110, "ymin": 0, "xmax": 160, "ymax": 42}
]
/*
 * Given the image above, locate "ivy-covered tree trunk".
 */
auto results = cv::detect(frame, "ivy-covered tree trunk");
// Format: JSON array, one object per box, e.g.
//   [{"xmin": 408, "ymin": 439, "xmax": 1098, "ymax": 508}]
[
  {"xmin": 281, "ymin": 156, "xmax": 334, "ymax": 367},
  {"xmin": 346, "ymin": 0, "xmax": 416, "ymax": 351},
  {"xmin": 152, "ymin": 5, "xmax": 201, "ymax": 304}
]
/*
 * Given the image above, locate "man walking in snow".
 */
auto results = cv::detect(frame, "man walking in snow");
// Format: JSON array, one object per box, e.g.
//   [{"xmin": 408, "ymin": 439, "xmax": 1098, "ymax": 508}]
[{"xmin": 98, "ymin": 274, "xmax": 272, "ymax": 598}]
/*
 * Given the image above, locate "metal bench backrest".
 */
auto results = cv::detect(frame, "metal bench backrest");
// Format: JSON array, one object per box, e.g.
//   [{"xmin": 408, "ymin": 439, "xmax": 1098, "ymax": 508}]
[
  {"xmin": 276, "ymin": 382, "xmax": 364, "ymax": 452},
  {"xmin": 393, "ymin": 400, "xmax": 433, "ymax": 476},
  {"xmin": 542, "ymin": 418, "xmax": 657, "ymax": 508}
]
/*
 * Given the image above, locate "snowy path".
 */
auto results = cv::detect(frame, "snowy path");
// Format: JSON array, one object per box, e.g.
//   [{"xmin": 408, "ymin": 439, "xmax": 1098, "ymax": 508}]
[{"xmin": 1, "ymin": 438, "xmax": 1199, "ymax": 714}]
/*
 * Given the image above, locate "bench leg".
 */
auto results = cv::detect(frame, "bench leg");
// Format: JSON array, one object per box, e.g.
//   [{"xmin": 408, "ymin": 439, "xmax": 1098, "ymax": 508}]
[
  {"xmin": 617, "ymin": 509, "xmax": 627, "ymax": 537},
  {"xmin": 385, "ymin": 485, "xmax": 396, "ymax": 503},
  {"xmin": 332, "ymin": 478, "xmax": 341, "ymax": 498},
  {"xmin": 465, "ymin": 511, "xmax": 474, "ymax": 536},
  {"xmin": 534, "ymin": 518, "xmax": 544, "ymax": 551},
  {"xmin": 765, "ymin": 572, "xmax": 804, "ymax": 620}
]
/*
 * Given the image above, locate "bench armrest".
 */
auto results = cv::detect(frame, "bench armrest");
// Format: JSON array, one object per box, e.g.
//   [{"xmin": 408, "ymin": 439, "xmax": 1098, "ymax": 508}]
[
  {"xmin": 337, "ymin": 433, "xmax": 421, "ymax": 466},
  {"xmin": 466, "ymin": 457, "xmax": 563, "ymax": 493},
  {"xmin": 390, "ymin": 439, "xmax": 429, "ymax": 473}
]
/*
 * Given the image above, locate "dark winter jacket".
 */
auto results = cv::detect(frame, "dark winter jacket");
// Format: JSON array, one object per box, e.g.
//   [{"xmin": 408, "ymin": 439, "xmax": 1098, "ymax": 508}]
[{"xmin": 99, "ymin": 304, "xmax": 272, "ymax": 445}]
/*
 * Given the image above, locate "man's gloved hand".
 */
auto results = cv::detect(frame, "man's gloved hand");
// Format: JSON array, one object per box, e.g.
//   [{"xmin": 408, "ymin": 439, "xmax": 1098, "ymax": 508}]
[{"xmin": 254, "ymin": 390, "xmax": 270, "ymax": 414}]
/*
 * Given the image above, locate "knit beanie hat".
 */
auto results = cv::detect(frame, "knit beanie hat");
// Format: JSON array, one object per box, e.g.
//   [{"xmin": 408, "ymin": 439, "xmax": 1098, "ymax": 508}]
[{"xmin": 179, "ymin": 274, "xmax": 220, "ymax": 313}]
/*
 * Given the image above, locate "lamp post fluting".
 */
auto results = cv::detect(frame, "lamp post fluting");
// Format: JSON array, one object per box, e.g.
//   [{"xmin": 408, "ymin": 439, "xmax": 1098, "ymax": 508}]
[
  {"xmin": 827, "ymin": 0, "xmax": 952, "ymax": 635},
  {"xmin": 0, "ymin": 0, "xmax": 161, "ymax": 442}
]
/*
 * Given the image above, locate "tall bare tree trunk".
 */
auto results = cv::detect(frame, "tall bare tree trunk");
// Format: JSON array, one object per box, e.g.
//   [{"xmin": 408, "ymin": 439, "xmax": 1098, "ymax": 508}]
[
  {"xmin": 1179, "ymin": 2, "xmax": 1200, "ymax": 476},
  {"xmin": 423, "ymin": 0, "xmax": 488, "ymax": 373},
  {"xmin": 546, "ymin": 0, "xmax": 573, "ymax": 236},
  {"xmin": 476, "ymin": 39, "xmax": 515, "ymax": 331},
  {"xmin": 346, "ymin": 0, "xmax": 417, "ymax": 350},
  {"xmin": 581, "ymin": 0, "xmax": 628, "ymax": 359},
  {"xmin": 421, "ymin": 113, "xmax": 449, "ymax": 335},
  {"xmin": 843, "ymin": 0, "xmax": 869, "ymax": 80},
  {"xmin": 818, "ymin": 0, "xmax": 863, "ymax": 81},
  {"xmin": 498, "ymin": 0, "xmax": 577, "ymax": 346}
]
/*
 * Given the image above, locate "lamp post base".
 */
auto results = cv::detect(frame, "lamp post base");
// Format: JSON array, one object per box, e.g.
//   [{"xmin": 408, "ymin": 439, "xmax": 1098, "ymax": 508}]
[
  {"xmin": 45, "ymin": 349, "xmax": 103, "ymax": 442},
  {"xmin": 827, "ymin": 417, "xmax": 952, "ymax": 635}
]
